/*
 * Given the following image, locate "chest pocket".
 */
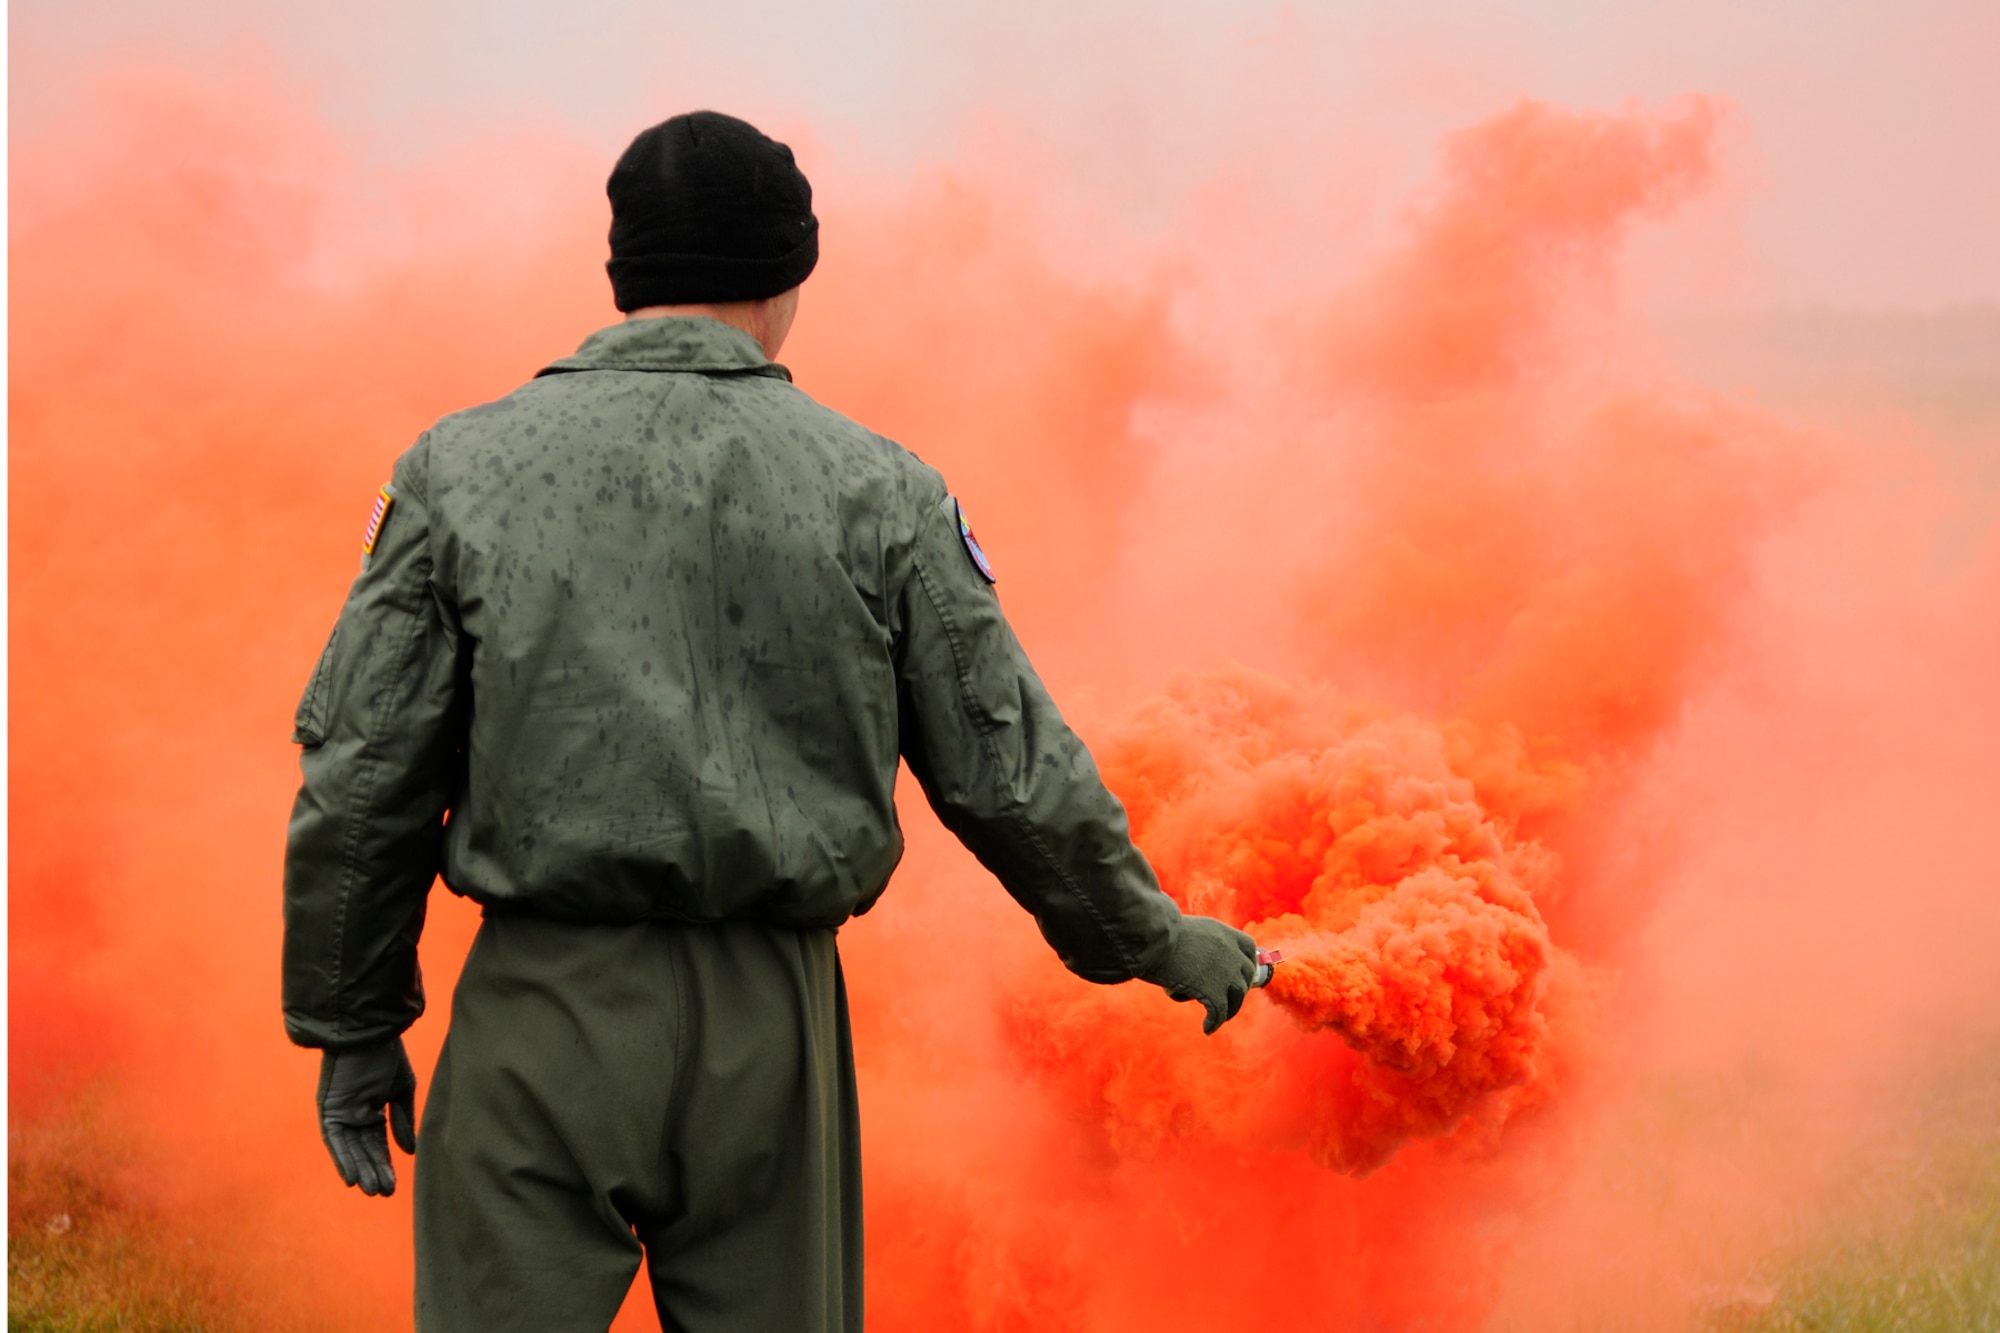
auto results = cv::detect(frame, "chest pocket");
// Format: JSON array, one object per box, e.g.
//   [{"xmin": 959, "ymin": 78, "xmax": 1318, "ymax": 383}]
[{"xmin": 293, "ymin": 625, "xmax": 339, "ymax": 747}]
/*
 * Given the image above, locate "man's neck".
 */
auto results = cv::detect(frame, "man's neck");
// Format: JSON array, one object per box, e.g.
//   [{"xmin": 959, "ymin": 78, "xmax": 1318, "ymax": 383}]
[{"xmin": 625, "ymin": 293, "xmax": 794, "ymax": 360}]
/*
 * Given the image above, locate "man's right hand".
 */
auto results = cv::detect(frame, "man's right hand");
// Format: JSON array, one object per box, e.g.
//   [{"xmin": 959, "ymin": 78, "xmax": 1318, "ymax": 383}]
[
  {"xmin": 1144, "ymin": 915, "xmax": 1261, "ymax": 1034},
  {"xmin": 316, "ymin": 1036, "xmax": 418, "ymax": 1196}
]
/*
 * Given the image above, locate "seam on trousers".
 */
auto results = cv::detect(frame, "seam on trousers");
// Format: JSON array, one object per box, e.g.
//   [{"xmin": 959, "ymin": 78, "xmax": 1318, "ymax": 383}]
[{"xmin": 656, "ymin": 924, "xmax": 694, "ymax": 1221}]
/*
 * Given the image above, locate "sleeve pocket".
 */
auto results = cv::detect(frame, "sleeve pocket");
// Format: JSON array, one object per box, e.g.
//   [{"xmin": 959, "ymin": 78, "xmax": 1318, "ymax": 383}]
[{"xmin": 292, "ymin": 626, "xmax": 338, "ymax": 747}]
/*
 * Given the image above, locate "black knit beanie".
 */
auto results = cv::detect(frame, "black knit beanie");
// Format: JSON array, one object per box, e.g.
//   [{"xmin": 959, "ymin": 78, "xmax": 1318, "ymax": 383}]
[{"xmin": 606, "ymin": 111, "xmax": 819, "ymax": 311}]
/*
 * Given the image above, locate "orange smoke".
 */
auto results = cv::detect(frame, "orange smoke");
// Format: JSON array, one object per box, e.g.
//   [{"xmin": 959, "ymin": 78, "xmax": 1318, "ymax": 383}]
[
  {"xmin": 12, "ymin": 48, "xmax": 1997, "ymax": 1333},
  {"xmin": 992, "ymin": 96, "xmax": 1800, "ymax": 1187},
  {"xmin": 1105, "ymin": 679, "xmax": 1558, "ymax": 1173}
]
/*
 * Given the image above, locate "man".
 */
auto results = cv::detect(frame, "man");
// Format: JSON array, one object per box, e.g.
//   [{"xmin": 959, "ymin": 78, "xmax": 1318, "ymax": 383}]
[{"xmin": 284, "ymin": 110, "xmax": 1260, "ymax": 1333}]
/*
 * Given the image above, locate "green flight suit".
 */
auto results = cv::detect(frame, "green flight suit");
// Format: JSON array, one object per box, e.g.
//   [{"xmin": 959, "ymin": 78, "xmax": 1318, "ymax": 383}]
[{"xmin": 283, "ymin": 316, "xmax": 1187, "ymax": 1331}]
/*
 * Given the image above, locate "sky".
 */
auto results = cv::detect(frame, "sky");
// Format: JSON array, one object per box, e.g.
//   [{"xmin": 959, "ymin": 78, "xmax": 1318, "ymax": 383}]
[{"xmin": 14, "ymin": 0, "xmax": 2000, "ymax": 310}]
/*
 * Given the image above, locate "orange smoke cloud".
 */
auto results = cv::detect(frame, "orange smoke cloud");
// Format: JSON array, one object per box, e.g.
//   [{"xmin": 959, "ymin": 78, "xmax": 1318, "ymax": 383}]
[
  {"xmin": 12, "ymin": 47, "xmax": 1996, "ymax": 1333},
  {"xmin": 994, "ymin": 96, "xmax": 1802, "ymax": 1187},
  {"xmin": 1109, "ymin": 679, "xmax": 1557, "ymax": 1173}
]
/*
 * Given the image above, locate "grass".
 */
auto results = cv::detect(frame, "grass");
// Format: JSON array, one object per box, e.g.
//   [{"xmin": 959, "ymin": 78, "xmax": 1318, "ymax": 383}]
[
  {"xmin": 1725, "ymin": 1048, "xmax": 2000, "ymax": 1333},
  {"xmin": 1742, "ymin": 1227, "xmax": 2000, "ymax": 1332},
  {"xmin": 9, "ymin": 1056, "xmax": 1999, "ymax": 1332},
  {"xmin": 8, "ymin": 1101, "xmax": 238, "ymax": 1333}
]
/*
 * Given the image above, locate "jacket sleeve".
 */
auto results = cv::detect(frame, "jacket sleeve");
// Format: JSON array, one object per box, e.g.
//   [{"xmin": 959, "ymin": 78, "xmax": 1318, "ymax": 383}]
[
  {"xmin": 283, "ymin": 443, "xmax": 466, "ymax": 1050},
  {"xmin": 895, "ymin": 492, "xmax": 1182, "ymax": 983}
]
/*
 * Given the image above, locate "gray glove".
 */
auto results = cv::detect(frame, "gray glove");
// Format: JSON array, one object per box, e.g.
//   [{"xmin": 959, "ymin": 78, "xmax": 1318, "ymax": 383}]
[
  {"xmin": 316, "ymin": 1036, "xmax": 418, "ymax": 1196},
  {"xmin": 1144, "ymin": 915, "xmax": 1261, "ymax": 1034}
]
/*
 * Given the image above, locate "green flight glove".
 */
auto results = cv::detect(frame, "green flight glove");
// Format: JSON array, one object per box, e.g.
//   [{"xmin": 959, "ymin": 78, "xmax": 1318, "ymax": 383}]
[
  {"xmin": 1145, "ymin": 915, "xmax": 1261, "ymax": 1034},
  {"xmin": 316, "ymin": 1036, "xmax": 418, "ymax": 1197}
]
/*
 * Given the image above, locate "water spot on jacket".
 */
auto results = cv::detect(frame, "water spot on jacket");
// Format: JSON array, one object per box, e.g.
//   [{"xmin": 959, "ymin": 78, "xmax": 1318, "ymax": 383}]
[
  {"xmin": 641, "ymin": 661, "xmax": 651, "ymax": 676},
  {"xmin": 726, "ymin": 602, "xmax": 744, "ymax": 626}
]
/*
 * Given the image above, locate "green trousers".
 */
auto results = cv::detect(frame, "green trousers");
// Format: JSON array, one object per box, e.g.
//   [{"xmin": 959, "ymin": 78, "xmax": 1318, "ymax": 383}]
[{"xmin": 414, "ymin": 913, "xmax": 863, "ymax": 1332}]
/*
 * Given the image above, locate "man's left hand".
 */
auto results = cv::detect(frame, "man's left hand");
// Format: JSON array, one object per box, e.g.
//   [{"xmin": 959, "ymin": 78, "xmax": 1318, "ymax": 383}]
[{"xmin": 1144, "ymin": 915, "xmax": 1261, "ymax": 1034}]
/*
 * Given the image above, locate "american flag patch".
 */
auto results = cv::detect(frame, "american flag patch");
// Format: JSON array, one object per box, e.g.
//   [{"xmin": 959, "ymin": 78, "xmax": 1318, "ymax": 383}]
[
  {"xmin": 362, "ymin": 485, "xmax": 396, "ymax": 555},
  {"xmin": 954, "ymin": 498, "xmax": 997, "ymax": 583}
]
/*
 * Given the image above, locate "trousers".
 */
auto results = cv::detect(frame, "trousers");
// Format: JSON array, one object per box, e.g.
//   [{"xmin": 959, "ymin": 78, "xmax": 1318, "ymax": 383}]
[{"xmin": 413, "ymin": 911, "xmax": 863, "ymax": 1332}]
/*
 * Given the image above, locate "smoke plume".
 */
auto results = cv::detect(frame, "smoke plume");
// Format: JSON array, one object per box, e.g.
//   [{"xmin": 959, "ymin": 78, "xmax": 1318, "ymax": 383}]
[{"xmin": 11, "ymin": 49, "xmax": 1998, "ymax": 1333}]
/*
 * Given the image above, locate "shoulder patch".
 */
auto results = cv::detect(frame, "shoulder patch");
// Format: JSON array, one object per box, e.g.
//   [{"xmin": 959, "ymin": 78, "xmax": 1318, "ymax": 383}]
[
  {"xmin": 953, "ymin": 497, "xmax": 997, "ymax": 583},
  {"xmin": 362, "ymin": 484, "xmax": 396, "ymax": 556}
]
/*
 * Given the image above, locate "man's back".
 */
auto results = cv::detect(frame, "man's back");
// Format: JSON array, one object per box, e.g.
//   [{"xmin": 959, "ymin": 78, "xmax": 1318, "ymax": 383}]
[
  {"xmin": 425, "ymin": 316, "xmax": 932, "ymax": 925},
  {"xmin": 286, "ymin": 309, "xmax": 1193, "ymax": 1054},
  {"xmin": 284, "ymin": 110, "xmax": 1260, "ymax": 1333}
]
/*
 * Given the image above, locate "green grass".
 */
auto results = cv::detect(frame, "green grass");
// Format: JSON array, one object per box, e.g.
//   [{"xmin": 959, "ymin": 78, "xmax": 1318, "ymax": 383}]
[
  {"xmin": 1742, "ymin": 1227, "xmax": 2000, "ymax": 1332},
  {"xmin": 8, "ymin": 1103, "xmax": 236, "ymax": 1333},
  {"xmin": 1727, "ymin": 1051, "xmax": 2000, "ymax": 1333},
  {"xmin": 10, "ymin": 1056, "xmax": 1999, "ymax": 1332}
]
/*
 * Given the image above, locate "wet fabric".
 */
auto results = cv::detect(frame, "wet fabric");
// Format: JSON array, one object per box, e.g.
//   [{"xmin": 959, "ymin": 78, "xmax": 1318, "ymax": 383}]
[
  {"xmin": 413, "ymin": 912, "xmax": 860, "ymax": 1333},
  {"xmin": 283, "ymin": 313, "xmax": 1184, "ymax": 1050}
]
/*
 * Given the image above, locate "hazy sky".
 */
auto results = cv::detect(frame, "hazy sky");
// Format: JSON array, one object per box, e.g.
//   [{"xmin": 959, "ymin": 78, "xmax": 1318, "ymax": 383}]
[{"xmin": 15, "ymin": 0, "xmax": 2000, "ymax": 308}]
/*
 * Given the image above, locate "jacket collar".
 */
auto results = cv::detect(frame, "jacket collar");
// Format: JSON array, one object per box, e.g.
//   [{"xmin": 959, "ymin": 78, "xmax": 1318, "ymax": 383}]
[{"xmin": 537, "ymin": 315, "xmax": 793, "ymax": 381}]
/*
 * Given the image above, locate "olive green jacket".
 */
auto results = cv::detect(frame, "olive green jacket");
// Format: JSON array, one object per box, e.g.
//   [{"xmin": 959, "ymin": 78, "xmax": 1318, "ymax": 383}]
[{"xmin": 283, "ymin": 316, "xmax": 1183, "ymax": 1049}]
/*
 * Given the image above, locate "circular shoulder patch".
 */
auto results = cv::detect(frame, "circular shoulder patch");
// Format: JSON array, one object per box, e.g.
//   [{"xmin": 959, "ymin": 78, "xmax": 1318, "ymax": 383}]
[{"xmin": 954, "ymin": 498, "xmax": 997, "ymax": 583}]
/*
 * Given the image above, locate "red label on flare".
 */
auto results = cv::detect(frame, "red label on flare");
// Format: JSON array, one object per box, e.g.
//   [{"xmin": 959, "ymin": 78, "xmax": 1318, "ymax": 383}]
[{"xmin": 1256, "ymin": 949, "xmax": 1284, "ymax": 966}]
